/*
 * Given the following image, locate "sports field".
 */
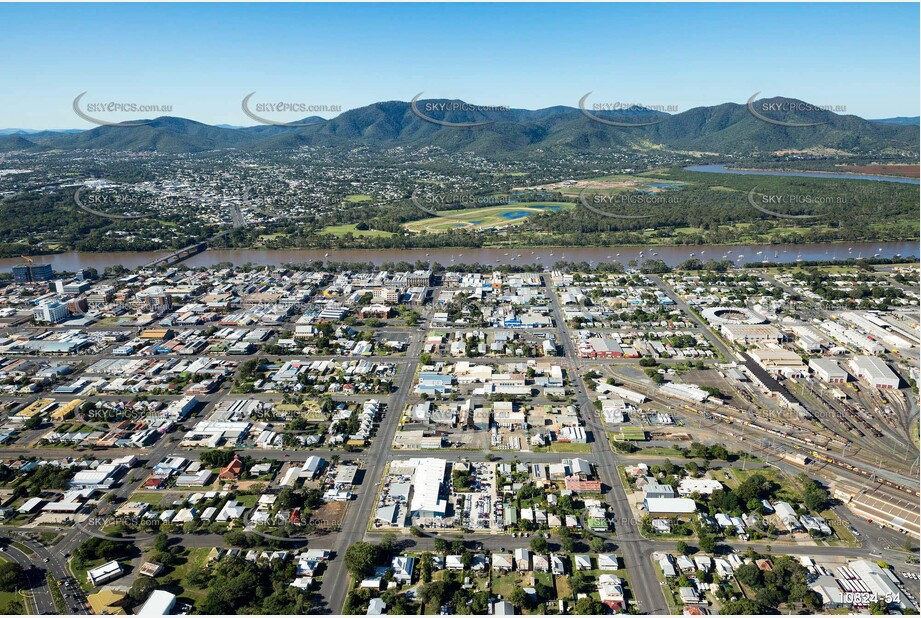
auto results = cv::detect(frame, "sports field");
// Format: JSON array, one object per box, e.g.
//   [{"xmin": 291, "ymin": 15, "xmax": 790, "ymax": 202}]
[
  {"xmin": 320, "ymin": 223, "xmax": 394, "ymax": 238},
  {"xmin": 403, "ymin": 202, "xmax": 572, "ymax": 233}
]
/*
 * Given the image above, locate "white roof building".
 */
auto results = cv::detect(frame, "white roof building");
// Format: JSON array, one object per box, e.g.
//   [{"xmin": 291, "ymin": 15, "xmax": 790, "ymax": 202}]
[
  {"xmin": 809, "ymin": 358, "xmax": 849, "ymax": 383},
  {"xmin": 849, "ymin": 560, "xmax": 906, "ymax": 609},
  {"xmin": 87, "ymin": 560, "xmax": 123, "ymax": 585},
  {"xmin": 644, "ymin": 497, "xmax": 697, "ymax": 515},
  {"xmin": 138, "ymin": 590, "xmax": 177, "ymax": 615},
  {"xmin": 409, "ymin": 458, "xmax": 448, "ymax": 519},
  {"xmin": 677, "ymin": 478, "xmax": 724, "ymax": 496},
  {"xmin": 848, "ymin": 356, "xmax": 900, "ymax": 389}
]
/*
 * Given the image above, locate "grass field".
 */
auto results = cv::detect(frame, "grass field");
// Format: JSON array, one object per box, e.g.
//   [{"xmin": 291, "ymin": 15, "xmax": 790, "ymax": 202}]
[
  {"xmin": 344, "ymin": 194, "xmax": 373, "ymax": 203},
  {"xmin": 128, "ymin": 491, "xmax": 166, "ymax": 505},
  {"xmin": 320, "ymin": 223, "xmax": 394, "ymax": 238},
  {"xmin": 403, "ymin": 202, "xmax": 572, "ymax": 233},
  {"xmin": 612, "ymin": 428, "xmax": 648, "ymax": 442},
  {"xmin": 533, "ymin": 442, "xmax": 592, "ymax": 454}
]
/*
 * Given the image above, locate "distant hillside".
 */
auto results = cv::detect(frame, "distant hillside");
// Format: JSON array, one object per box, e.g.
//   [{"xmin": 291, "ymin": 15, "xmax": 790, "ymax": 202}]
[
  {"xmin": 0, "ymin": 128, "xmax": 82, "ymax": 135},
  {"xmin": 4, "ymin": 97, "xmax": 917, "ymax": 157},
  {"xmin": 25, "ymin": 117, "xmax": 246, "ymax": 153},
  {"xmin": 870, "ymin": 116, "xmax": 920, "ymax": 126},
  {"xmin": 0, "ymin": 135, "xmax": 38, "ymax": 152}
]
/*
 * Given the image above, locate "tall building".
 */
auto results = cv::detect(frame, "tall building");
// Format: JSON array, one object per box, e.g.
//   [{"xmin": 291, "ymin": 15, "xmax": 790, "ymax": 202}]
[
  {"xmin": 33, "ymin": 300, "xmax": 70, "ymax": 324},
  {"xmin": 12, "ymin": 263, "xmax": 54, "ymax": 283}
]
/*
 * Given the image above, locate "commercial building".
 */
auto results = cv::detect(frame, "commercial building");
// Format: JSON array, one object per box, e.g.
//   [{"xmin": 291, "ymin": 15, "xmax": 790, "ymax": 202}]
[
  {"xmin": 749, "ymin": 348, "xmax": 806, "ymax": 377},
  {"xmin": 12, "ymin": 263, "xmax": 53, "ymax": 283},
  {"xmin": 677, "ymin": 478, "xmax": 724, "ymax": 496},
  {"xmin": 720, "ymin": 324, "xmax": 782, "ymax": 345},
  {"xmin": 33, "ymin": 300, "xmax": 70, "ymax": 324},
  {"xmin": 644, "ymin": 497, "xmax": 697, "ymax": 515},
  {"xmin": 409, "ymin": 458, "xmax": 448, "ymax": 520},
  {"xmin": 848, "ymin": 560, "xmax": 907, "ymax": 610},
  {"xmin": 808, "ymin": 358, "xmax": 849, "ymax": 384},
  {"xmin": 848, "ymin": 356, "xmax": 900, "ymax": 389},
  {"xmin": 137, "ymin": 590, "xmax": 177, "ymax": 615}
]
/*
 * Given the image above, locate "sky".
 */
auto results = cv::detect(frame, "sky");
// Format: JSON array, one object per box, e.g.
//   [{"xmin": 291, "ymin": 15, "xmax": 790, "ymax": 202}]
[{"xmin": 1, "ymin": 2, "xmax": 918, "ymax": 128}]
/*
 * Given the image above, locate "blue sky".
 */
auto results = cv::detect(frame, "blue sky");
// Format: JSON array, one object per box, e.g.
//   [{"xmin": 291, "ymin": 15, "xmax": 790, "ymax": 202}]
[{"xmin": 1, "ymin": 3, "xmax": 918, "ymax": 128}]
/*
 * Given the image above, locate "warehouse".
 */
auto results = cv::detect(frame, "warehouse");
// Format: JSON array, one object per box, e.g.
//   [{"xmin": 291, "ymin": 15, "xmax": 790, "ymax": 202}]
[
  {"xmin": 579, "ymin": 338, "xmax": 623, "ymax": 359},
  {"xmin": 848, "ymin": 356, "xmax": 900, "ymax": 389},
  {"xmin": 749, "ymin": 348, "xmax": 806, "ymax": 377},
  {"xmin": 644, "ymin": 497, "xmax": 697, "ymax": 516},
  {"xmin": 720, "ymin": 324, "xmax": 782, "ymax": 345},
  {"xmin": 409, "ymin": 458, "xmax": 448, "ymax": 520},
  {"xmin": 808, "ymin": 358, "xmax": 849, "ymax": 384}
]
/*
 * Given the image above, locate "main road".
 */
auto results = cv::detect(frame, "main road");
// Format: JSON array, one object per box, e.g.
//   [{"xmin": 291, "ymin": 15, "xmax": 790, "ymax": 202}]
[
  {"xmin": 543, "ymin": 274, "xmax": 669, "ymax": 615},
  {"xmin": 317, "ymin": 304, "xmax": 433, "ymax": 613}
]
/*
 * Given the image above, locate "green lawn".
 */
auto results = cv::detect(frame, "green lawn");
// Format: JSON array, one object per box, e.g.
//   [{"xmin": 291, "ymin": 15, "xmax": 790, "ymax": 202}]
[
  {"xmin": 235, "ymin": 494, "xmax": 260, "ymax": 508},
  {"xmin": 156, "ymin": 547, "xmax": 212, "ymax": 604},
  {"xmin": 0, "ymin": 589, "xmax": 24, "ymax": 615},
  {"xmin": 725, "ymin": 467, "xmax": 801, "ymax": 503},
  {"xmin": 320, "ymin": 224, "xmax": 394, "ymax": 238},
  {"xmin": 491, "ymin": 572, "xmax": 528, "ymax": 600},
  {"xmin": 345, "ymin": 194, "xmax": 373, "ymax": 203},
  {"xmin": 403, "ymin": 202, "xmax": 572, "ymax": 233},
  {"xmin": 639, "ymin": 446, "xmax": 686, "ymax": 457},
  {"xmin": 533, "ymin": 442, "xmax": 592, "ymax": 454},
  {"xmin": 129, "ymin": 491, "xmax": 166, "ymax": 506}
]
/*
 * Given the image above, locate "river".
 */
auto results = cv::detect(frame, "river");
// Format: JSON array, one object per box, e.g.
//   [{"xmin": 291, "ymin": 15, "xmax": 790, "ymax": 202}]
[
  {"xmin": 684, "ymin": 164, "xmax": 921, "ymax": 185},
  {"xmin": 0, "ymin": 241, "xmax": 915, "ymax": 271}
]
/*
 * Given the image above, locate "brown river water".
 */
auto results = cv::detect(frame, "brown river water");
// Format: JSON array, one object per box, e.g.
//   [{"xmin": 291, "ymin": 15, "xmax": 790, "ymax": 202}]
[{"xmin": 0, "ymin": 241, "xmax": 915, "ymax": 272}]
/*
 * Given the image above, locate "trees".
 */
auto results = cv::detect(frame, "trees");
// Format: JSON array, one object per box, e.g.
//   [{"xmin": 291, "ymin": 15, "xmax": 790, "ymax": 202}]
[
  {"xmin": 419, "ymin": 581, "xmax": 449, "ymax": 608},
  {"xmin": 560, "ymin": 536, "xmax": 575, "ymax": 552},
  {"xmin": 569, "ymin": 571, "xmax": 591, "ymax": 594},
  {"xmin": 128, "ymin": 576, "xmax": 156, "ymax": 603},
  {"xmin": 698, "ymin": 535, "xmax": 716, "ymax": 553},
  {"xmin": 420, "ymin": 553, "xmax": 433, "ymax": 584},
  {"xmin": 676, "ymin": 541, "xmax": 689, "ymax": 556},
  {"xmin": 530, "ymin": 537, "xmax": 548, "ymax": 553},
  {"xmin": 574, "ymin": 596, "xmax": 603, "ymax": 614},
  {"xmin": 378, "ymin": 532, "xmax": 397, "ymax": 557},
  {"xmin": 344, "ymin": 542, "xmax": 379, "ymax": 579},
  {"xmin": 588, "ymin": 535, "xmax": 606, "ymax": 553},
  {"xmin": 720, "ymin": 599, "xmax": 764, "ymax": 614},
  {"xmin": 154, "ymin": 532, "xmax": 170, "ymax": 552},
  {"xmin": 200, "ymin": 449, "xmax": 236, "ymax": 468},
  {"xmin": 509, "ymin": 588, "xmax": 531, "ymax": 609},
  {"xmin": 0, "ymin": 562, "xmax": 23, "ymax": 592},
  {"xmin": 799, "ymin": 474, "xmax": 829, "ymax": 512},
  {"xmin": 734, "ymin": 563, "xmax": 763, "ymax": 587}
]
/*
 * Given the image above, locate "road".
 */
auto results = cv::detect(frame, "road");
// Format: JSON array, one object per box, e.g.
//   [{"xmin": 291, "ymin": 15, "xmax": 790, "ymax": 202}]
[
  {"xmin": 317, "ymin": 307, "xmax": 432, "ymax": 613},
  {"xmin": 645, "ymin": 274, "xmax": 738, "ymax": 362},
  {"xmin": 543, "ymin": 274, "xmax": 669, "ymax": 614}
]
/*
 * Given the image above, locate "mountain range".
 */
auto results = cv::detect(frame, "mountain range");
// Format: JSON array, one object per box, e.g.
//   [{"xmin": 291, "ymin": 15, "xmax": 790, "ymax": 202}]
[{"xmin": 1, "ymin": 97, "xmax": 917, "ymax": 157}]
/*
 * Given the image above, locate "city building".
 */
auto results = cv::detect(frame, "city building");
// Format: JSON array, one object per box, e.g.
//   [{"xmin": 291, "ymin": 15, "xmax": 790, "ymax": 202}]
[
  {"xmin": 12, "ymin": 263, "xmax": 53, "ymax": 283},
  {"xmin": 32, "ymin": 300, "xmax": 70, "ymax": 324}
]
